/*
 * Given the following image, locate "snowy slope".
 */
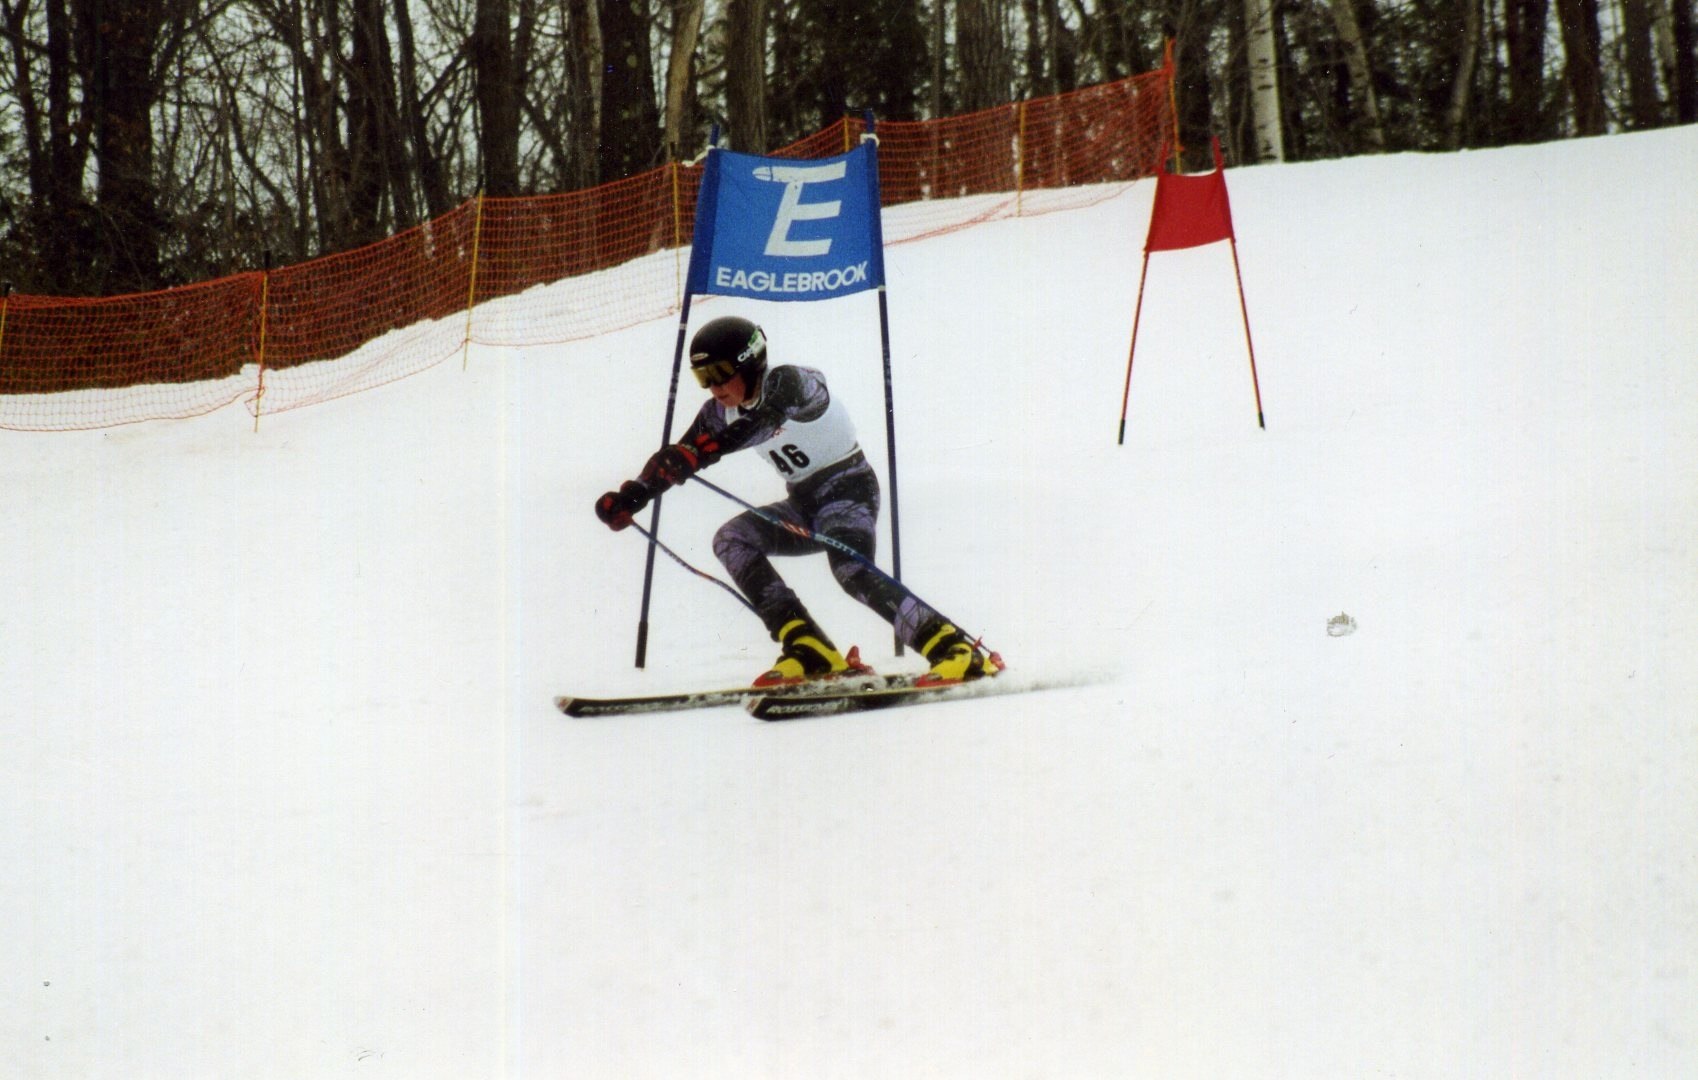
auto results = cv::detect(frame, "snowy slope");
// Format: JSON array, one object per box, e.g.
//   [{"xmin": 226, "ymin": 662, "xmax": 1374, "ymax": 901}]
[{"xmin": 4, "ymin": 127, "xmax": 1696, "ymax": 1078}]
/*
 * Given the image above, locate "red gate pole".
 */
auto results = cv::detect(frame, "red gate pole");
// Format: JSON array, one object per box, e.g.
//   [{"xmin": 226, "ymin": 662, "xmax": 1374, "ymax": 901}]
[
  {"xmin": 1117, "ymin": 250, "xmax": 1154, "ymax": 445},
  {"xmin": 1228, "ymin": 237, "xmax": 1265, "ymax": 429}
]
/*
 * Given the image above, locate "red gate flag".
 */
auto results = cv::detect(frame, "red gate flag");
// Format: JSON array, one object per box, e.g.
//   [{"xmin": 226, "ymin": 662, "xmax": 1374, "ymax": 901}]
[
  {"xmin": 1118, "ymin": 136, "xmax": 1264, "ymax": 442},
  {"xmin": 1144, "ymin": 139, "xmax": 1235, "ymax": 252}
]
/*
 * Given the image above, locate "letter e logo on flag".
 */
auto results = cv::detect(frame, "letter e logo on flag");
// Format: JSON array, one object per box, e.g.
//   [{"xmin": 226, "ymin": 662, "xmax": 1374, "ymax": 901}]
[
  {"xmin": 687, "ymin": 145, "xmax": 883, "ymax": 302},
  {"xmin": 756, "ymin": 162, "xmax": 847, "ymax": 257}
]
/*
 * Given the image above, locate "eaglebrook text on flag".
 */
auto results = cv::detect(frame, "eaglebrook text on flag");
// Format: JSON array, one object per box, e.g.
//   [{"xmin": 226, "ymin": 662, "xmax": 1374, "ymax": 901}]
[{"xmin": 711, "ymin": 262, "xmax": 871, "ymax": 295}]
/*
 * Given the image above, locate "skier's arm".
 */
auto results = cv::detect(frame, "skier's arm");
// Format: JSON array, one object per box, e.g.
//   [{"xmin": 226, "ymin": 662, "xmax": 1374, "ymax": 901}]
[
  {"xmin": 593, "ymin": 373, "xmax": 817, "ymax": 530},
  {"xmin": 634, "ymin": 374, "xmax": 807, "ymax": 492},
  {"xmin": 656, "ymin": 368, "xmax": 820, "ymax": 480},
  {"xmin": 666, "ymin": 367, "xmax": 819, "ymax": 468},
  {"xmin": 594, "ymin": 404, "xmax": 717, "ymax": 531},
  {"xmin": 598, "ymin": 403, "xmax": 732, "ymax": 526},
  {"xmin": 597, "ymin": 444, "xmax": 701, "ymax": 529},
  {"xmin": 637, "ymin": 419, "xmax": 727, "ymax": 492},
  {"xmin": 594, "ymin": 480, "xmax": 651, "ymax": 531}
]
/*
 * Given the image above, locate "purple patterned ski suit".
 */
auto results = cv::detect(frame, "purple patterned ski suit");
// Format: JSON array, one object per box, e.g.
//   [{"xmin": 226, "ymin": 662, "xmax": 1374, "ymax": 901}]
[{"xmin": 676, "ymin": 364, "xmax": 942, "ymax": 647}]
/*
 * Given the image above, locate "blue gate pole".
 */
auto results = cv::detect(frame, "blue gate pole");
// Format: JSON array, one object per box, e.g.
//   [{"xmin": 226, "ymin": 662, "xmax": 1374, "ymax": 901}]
[
  {"xmin": 635, "ymin": 127, "xmax": 721, "ymax": 668},
  {"xmin": 863, "ymin": 111, "xmax": 904, "ymax": 657},
  {"xmin": 634, "ymin": 292, "xmax": 697, "ymax": 669}
]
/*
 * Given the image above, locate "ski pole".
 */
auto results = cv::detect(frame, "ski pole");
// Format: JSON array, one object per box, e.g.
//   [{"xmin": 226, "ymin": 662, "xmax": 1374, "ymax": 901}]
[
  {"xmin": 684, "ymin": 473, "xmax": 988, "ymax": 650},
  {"xmin": 686, "ymin": 472, "xmax": 887, "ymax": 575},
  {"xmin": 630, "ymin": 520, "xmax": 758, "ymax": 616}
]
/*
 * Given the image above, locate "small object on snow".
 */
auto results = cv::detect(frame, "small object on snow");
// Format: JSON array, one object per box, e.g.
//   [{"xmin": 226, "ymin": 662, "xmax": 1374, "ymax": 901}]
[{"xmin": 1327, "ymin": 612, "xmax": 1357, "ymax": 637}]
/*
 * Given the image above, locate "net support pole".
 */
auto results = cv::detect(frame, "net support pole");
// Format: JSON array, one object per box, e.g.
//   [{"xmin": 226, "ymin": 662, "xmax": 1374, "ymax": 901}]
[
  {"xmin": 253, "ymin": 252, "xmax": 271, "ymax": 433},
  {"xmin": 671, "ymin": 161, "xmax": 687, "ymax": 306},
  {"xmin": 462, "ymin": 191, "xmax": 486, "ymax": 370},
  {"xmin": 1015, "ymin": 101, "xmax": 1027, "ymax": 217},
  {"xmin": 1117, "ymin": 251, "xmax": 1153, "ymax": 445},
  {"xmin": 1165, "ymin": 40, "xmax": 1182, "ymax": 166},
  {"xmin": 0, "ymin": 282, "xmax": 11, "ymax": 373}
]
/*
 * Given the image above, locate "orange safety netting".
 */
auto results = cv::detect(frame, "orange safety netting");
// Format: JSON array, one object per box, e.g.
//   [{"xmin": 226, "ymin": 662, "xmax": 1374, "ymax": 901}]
[{"xmin": 0, "ymin": 61, "xmax": 1173, "ymax": 431}]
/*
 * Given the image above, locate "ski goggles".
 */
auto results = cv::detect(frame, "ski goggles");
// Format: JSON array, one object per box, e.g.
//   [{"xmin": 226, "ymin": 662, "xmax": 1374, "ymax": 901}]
[{"xmin": 690, "ymin": 358, "xmax": 739, "ymax": 388}]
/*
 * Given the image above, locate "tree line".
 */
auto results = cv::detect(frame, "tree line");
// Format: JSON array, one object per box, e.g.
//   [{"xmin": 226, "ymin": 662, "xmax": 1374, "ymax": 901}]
[{"xmin": 1, "ymin": 0, "xmax": 1692, "ymax": 297}]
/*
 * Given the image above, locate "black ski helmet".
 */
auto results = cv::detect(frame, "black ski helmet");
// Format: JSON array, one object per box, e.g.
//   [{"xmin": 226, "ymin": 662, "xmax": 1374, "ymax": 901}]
[{"xmin": 689, "ymin": 316, "xmax": 768, "ymax": 391}]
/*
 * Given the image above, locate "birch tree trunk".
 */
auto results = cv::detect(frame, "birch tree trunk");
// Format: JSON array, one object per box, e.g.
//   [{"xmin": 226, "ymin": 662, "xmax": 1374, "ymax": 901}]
[{"xmin": 1245, "ymin": 0, "xmax": 1284, "ymax": 161}]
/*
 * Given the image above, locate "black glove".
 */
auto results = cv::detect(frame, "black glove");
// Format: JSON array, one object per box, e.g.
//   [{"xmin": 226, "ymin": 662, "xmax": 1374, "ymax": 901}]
[
  {"xmin": 594, "ymin": 480, "xmax": 650, "ymax": 531},
  {"xmin": 648, "ymin": 430, "xmax": 725, "ymax": 486},
  {"xmin": 685, "ymin": 428, "xmax": 724, "ymax": 467},
  {"xmin": 640, "ymin": 444, "xmax": 697, "ymax": 489}
]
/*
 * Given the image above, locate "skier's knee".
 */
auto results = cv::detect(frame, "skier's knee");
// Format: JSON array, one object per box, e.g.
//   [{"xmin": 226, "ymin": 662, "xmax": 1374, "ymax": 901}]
[
  {"xmin": 713, "ymin": 518, "xmax": 760, "ymax": 569},
  {"xmin": 829, "ymin": 557, "xmax": 864, "ymax": 592}
]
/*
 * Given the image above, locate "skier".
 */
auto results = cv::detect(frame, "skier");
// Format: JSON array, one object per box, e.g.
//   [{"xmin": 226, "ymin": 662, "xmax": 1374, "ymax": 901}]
[{"xmin": 595, "ymin": 314, "xmax": 1001, "ymax": 688}]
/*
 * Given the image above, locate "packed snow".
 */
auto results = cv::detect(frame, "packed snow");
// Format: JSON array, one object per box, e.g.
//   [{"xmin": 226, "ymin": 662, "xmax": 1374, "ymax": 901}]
[{"xmin": 4, "ymin": 127, "xmax": 1696, "ymax": 1078}]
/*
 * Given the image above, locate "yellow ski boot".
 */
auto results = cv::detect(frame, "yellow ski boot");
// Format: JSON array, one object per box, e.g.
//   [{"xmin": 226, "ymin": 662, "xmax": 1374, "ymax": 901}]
[
  {"xmin": 915, "ymin": 622, "xmax": 1003, "ymax": 687},
  {"xmin": 754, "ymin": 618, "xmax": 867, "ymax": 688}
]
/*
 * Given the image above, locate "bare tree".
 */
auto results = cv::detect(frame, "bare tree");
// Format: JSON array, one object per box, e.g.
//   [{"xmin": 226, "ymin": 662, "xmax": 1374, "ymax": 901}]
[
  {"xmin": 1509, "ymin": 0, "xmax": 1553, "ymax": 137},
  {"xmin": 1, "ymin": 0, "xmax": 92, "ymax": 288},
  {"xmin": 1020, "ymin": 0, "xmax": 1046, "ymax": 96},
  {"xmin": 472, "ymin": 0, "xmax": 521, "ymax": 194},
  {"xmin": 1330, "ymin": 0, "xmax": 1384, "ymax": 151},
  {"xmin": 663, "ymin": 0, "xmax": 704, "ymax": 159},
  {"xmin": 724, "ymin": 0, "xmax": 766, "ymax": 150},
  {"xmin": 1446, "ymin": 0, "xmax": 1483, "ymax": 147},
  {"xmin": 1042, "ymin": 0, "xmax": 1075, "ymax": 92},
  {"xmin": 1677, "ymin": 0, "xmax": 1698, "ymax": 121},
  {"xmin": 1556, "ymin": 0, "xmax": 1608, "ymax": 134},
  {"xmin": 598, "ymin": 0, "xmax": 660, "ymax": 175},
  {"xmin": 1619, "ymin": 0, "xmax": 1666, "ymax": 127},
  {"xmin": 956, "ymin": 0, "xmax": 1012, "ymax": 113},
  {"xmin": 930, "ymin": 0, "xmax": 945, "ymax": 118},
  {"xmin": 346, "ymin": 0, "xmax": 408, "ymax": 231},
  {"xmin": 80, "ymin": 0, "xmax": 178, "ymax": 289},
  {"xmin": 13, "ymin": 0, "xmax": 1698, "ymax": 299},
  {"xmin": 564, "ymin": 0, "xmax": 601, "ymax": 187},
  {"xmin": 395, "ymin": 0, "xmax": 451, "ymax": 216}
]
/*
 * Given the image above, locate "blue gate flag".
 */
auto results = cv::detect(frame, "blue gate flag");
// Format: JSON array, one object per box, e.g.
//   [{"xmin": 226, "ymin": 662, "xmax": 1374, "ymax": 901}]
[{"xmin": 686, "ymin": 143, "xmax": 886, "ymax": 302}]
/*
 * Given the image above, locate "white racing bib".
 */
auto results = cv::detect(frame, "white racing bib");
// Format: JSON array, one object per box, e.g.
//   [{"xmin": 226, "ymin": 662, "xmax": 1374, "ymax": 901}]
[{"xmin": 739, "ymin": 385, "xmax": 859, "ymax": 485}]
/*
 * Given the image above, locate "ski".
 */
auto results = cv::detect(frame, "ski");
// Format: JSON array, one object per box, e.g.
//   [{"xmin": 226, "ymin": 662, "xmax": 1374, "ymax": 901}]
[
  {"xmin": 556, "ymin": 670, "xmax": 914, "ymax": 718},
  {"xmin": 747, "ymin": 675, "xmax": 1025, "ymax": 720},
  {"xmin": 557, "ymin": 686, "xmax": 749, "ymax": 717}
]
